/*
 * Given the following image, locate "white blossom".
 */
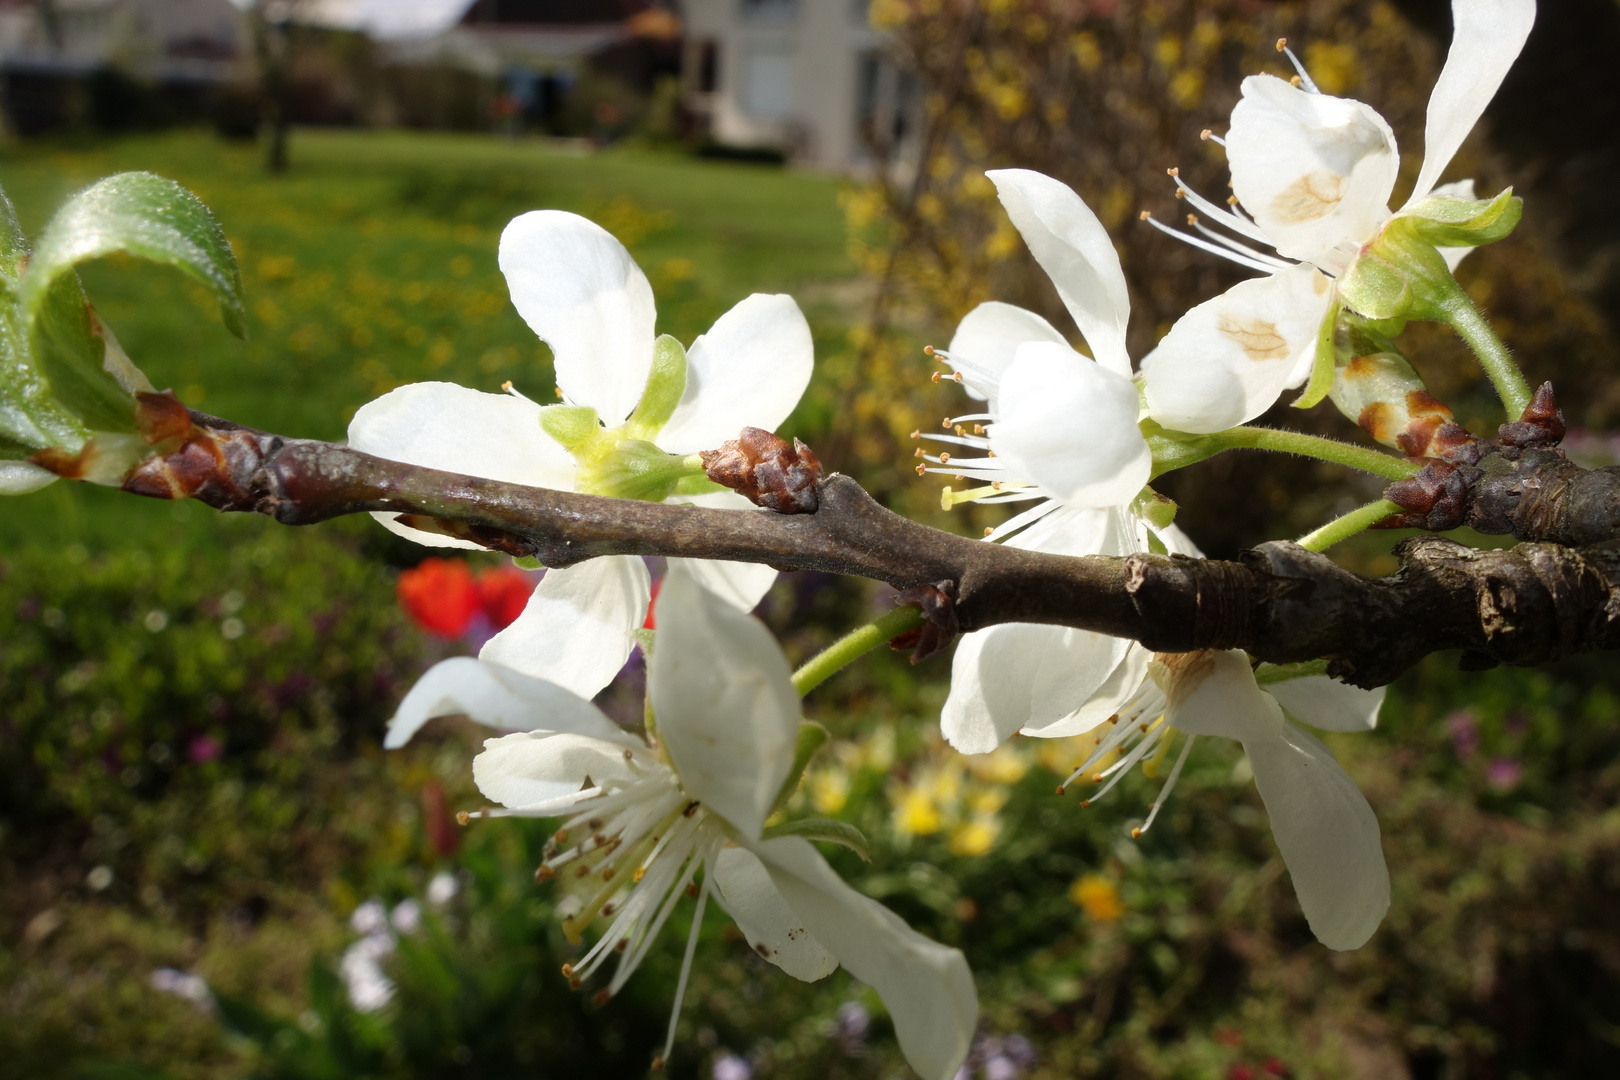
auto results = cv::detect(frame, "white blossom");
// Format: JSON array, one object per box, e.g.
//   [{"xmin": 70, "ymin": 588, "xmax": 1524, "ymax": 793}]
[
  {"xmin": 1139, "ymin": 0, "xmax": 1536, "ymax": 433},
  {"xmin": 386, "ymin": 565, "xmax": 977, "ymax": 1078}
]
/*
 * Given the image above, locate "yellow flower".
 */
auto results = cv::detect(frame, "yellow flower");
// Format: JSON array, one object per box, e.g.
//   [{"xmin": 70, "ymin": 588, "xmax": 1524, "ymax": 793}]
[
  {"xmin": 948, "ymin": 815, "xmax": 1000, "ymax": 858},
  {"xmin": 809, "ymin": 767, "xmax": 851, "ymax": 815},
  {"xmin": 1070, "ymin": 874, "xmax": 1124, "ymax": 922},
  {"xmin": 894, "ymin": 788, "xmax": 942, "ymax": 837},
  {"xmin": 965, "ymin": 744, "xmax": 1027, "ymax": 785}
]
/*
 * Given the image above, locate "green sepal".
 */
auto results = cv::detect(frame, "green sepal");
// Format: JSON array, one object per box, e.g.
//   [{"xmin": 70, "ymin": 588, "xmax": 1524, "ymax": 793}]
[
  {"xmin": 625, "ymin": 334, "xmax": 687, "ymax": 441},
  {"xmin": 1399, "ymin": 186, "xmax": 1522, "ymax": 249},
  {"xmin": 1253, "ymin": 659, "xmax": 1331, "ymax": 685},
  {"xmin": 762, "ymin": 816, "xmax": 871, "ymax": 862},
  {"xmin": 538, "ymin": 404, "xmax": 600, "ymax": 451},
  {"xmin": 1141, "ymin": 418, "xmax": 1217, "ymax": 480},
  {"xmin": 1129, "ymin": 485, "xmax": 1177, "ymax": 529},
  {"xmin": 576, "ymin": 437, "xmax": 702, "ymax": 503},
  {"xmin": 23, "ymin": 172, "xmax": 246, "ymax": 337},
  {"xmin": 1291, "ymin": 297, "xmax": 1343, "ymax": 410},
  {"xmin": 770, "ymin": 720, "xmax": 829, "ymax": 813},
  {"xmin": 673, "ymin": 474, "xmax": 726, "ymax": 496}
]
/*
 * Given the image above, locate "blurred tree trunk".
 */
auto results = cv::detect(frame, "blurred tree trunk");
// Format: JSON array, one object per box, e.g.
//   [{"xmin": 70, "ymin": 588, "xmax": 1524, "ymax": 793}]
[{"xmin": 247, "ymin": 2, "xmax": 293, "ymax": 174}]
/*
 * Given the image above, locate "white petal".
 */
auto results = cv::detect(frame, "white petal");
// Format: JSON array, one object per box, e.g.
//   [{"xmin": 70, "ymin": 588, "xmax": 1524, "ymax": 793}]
[
  {"xmin": 1245, "ymin": 718, "xmax": 1390, "ymax": 950},
  {"xmin": 472, "ymin": 730, "xmax": 638, "ymax": 808},
  {"xmin": 945, "ymin": 301, "xmax": 1069, "ymax": 402},
  {"xmin": 749, "ymin": 835, "xmax": 976, "ymax": 1080},
  {"xmin": 1226, "ymin": 75, "xmax": 1399, "ymax": 265},
  {"xmin": 386, "ymin": 655, "xmax": 630, "ymax": 749},
  {"xmin": 479, "ymin": 556, "xmax": 651, "ymax": 699},
  {"xmin": 656, "ymin": 293, "xmax": 814, "ymax": 454},
  {"xmin": 649, "ymin": 564, "xmax": 800, "ymax": 841},
  {"xmin": 348, "ymin": 381, "xmax": 575, "ymax": 549},
  {"xmin": 1428, "ymin": 180, "xmax": 1479, "ymax": 271},
  {"xmin": 0, "ymin": 460, "xmax": 56, "ymax": 494},
  {"xmin": 1407, "ymin": 0, "xmax": 1536, "ymax": 204},
  {"xmin": 986, "ymin": 169, "xmax": 1133, "ymax": 377},
  {"xmin": 1141, "ymin": 263, "xmax": 1335, "ymax": 434},
  {"xmin": 1160, "ymin": 649, "xmax": 1277, "ymax": 740},
  {"xmin": 943, "ymin": 623, "xmax": 1134, "ymax": 753},
  {"xmin": 663, "ymin": 490, "xmax": 778, "ymax": 612},
  {"xmin": 711, "ymin": 845, "xmax": 838, "ymax": 981},
  {"xmin": 498, "ymin": 210, "xmax": 656, "ymax": 424},
  {"xmin": 990, "ymin": 341, "xmax": 1150, "ymax": 508},
  {"xmin": 1021, "ymin": 645, "xmax": 1149, "ymax": 740},
  {"xmin": 1267, "ymin": 677, "xmax": 1385, "ymax": 733},
  {"xmin": 1006, "ymin": 503, "xmax": 1138, "ymax": 558}
]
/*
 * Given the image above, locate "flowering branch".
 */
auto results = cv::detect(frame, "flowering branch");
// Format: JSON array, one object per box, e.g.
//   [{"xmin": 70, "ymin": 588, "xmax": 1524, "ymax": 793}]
[{"xmin": 81, "ymin": 407, "xmax": 1620, "ymax": 690}]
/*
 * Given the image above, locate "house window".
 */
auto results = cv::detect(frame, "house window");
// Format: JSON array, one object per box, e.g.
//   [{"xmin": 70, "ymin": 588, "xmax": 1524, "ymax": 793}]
[
  {"xmin": 694, "ymin": 39, "xmax": 720, "ymax": 94},
  {"xmin": 741, "ymin": 47, "xmax": 794, "ymax": 118}
]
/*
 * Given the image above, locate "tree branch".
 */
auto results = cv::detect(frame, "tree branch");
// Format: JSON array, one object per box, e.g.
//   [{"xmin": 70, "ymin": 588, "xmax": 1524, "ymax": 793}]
[{"xmin": 80, "ymin": 408, "xmax": 1620, "ymax": 690}]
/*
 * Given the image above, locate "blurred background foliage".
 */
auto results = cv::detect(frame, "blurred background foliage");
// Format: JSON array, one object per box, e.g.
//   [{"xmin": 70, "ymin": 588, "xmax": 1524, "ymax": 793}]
[{"xmin": 4, "ymin": 1, "xmax": 1620, "ymax": 1079}]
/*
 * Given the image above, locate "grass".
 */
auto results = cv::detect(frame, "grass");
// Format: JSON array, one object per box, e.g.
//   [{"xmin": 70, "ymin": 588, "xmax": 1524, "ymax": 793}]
[{"xmin": 0, "ymin": 129, "xmax": 859, "ymax": 551}]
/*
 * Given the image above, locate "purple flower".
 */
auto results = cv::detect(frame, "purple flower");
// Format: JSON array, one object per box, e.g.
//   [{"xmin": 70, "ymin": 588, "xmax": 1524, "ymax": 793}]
[
  {"xmin": 1486, "ymin": 757, "xmax": 1523, "ymax": 792},
  {"xmin": 1445, "ymin": 710, "xmax": 1479, "ymax": 761}
]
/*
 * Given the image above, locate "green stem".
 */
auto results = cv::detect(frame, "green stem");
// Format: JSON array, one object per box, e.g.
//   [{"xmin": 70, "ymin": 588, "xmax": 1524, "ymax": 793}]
[
  {"xmin": 1296, "ymin": 499, "xmax": 1401, "ymax": 552},
  {"xmin": 1208, "ymin": 427, "xmax": 1419, "ymax": 481},
  {"xmin": 791, "ymin": 606, "xmax": 925, "ymax": 697},
  {"xmin": 1443, "ymin": 293, "xmax": 1532, "ymax": 421}
]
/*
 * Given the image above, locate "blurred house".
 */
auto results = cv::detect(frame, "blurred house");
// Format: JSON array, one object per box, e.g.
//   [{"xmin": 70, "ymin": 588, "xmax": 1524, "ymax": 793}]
[
  {"xmin": 0, "ymin": 0, "xmax": 246, "ymax": 132},
  {"xmin": 680, "ymin": 0, "xmax": 917, "ymax": 172}
]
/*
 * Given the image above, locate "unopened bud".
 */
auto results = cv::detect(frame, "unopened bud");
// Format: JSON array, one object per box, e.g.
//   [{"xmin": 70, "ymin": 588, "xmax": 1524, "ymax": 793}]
[{"xmin": 700, "ymin": 427, "xmax": 823, "ymax": 513}]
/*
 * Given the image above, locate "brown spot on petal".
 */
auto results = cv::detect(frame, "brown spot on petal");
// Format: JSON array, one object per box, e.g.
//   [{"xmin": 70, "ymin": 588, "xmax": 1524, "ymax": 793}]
[
  {"xmin": 1216, "ymin": 314, "xmax": 1289, "ymax": 362},
  {"xmin": 1270, "ymin": 170, "xmax": 1346, "ymax": 224}
]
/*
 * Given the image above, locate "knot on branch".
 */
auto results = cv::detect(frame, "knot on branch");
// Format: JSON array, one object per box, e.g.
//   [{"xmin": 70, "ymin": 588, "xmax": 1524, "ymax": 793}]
[
  {"xmin": 701, "ymin": 428, "xmax": 823, "ymax": 514},
  {"xmin": 1123, "ymin": 552, "xmax": 1259, "ymax": 653},
  {"xmin": 1497, "ymin": 381, "xmax": 1566, "ymax": 451},
  {"xmin": 1379, "ymin": 459, "xmax": 1482, "ymax": 531},
  {"xmin": 890, "ymin": 580, "xmax": 959, "ymax": 662}
]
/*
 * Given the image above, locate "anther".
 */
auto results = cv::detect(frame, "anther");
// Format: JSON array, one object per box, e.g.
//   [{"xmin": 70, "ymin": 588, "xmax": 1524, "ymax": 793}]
[
  {"xmin": 575, "ymin": 864, "xmax": 592, "ymax": 878},
  {"xmin": 923, "ymin": 345, "xmax": 936, "ymax": 356},
  {"xmin": 633, "ymin": 867, "xmax": 646, "ymax": 883},
  {"xmin": 651, "ymin": 1056, "xmax": 667, "ymax": 1073},
  {"xmin": 456, "ymin": 811, "xmax": 470, "ymax": 826},
  {"xmin": 952, "ymin": 372, "xmax": 963, "ymax": 383},
  {"xmin": 569, "ymin": 976, "xmax": 583, "ymax": 989},
  {"xmin": 1186, "ymin": 214, "xmax": 1198, "ymax": 226},
  {"xmin": 1080, "ymin": 799, "xmax": 1091, "ymax": 808},
  {"xmin": 602, "ymin": 903, "xmax": 616, "ymax": 916},
  {"xmin": 938, "ymin": 452, "xmax": 951, "ymax": 464},
  {"xmin": 554, "ymin": 829, "xmax": 569, "ymax": 844},
  {"xmin": 501, "ymin": 380, "xmax": 514, "ymax": 392},
  {"xmin": 686, "ymin": 883, "xmax": 700, "ymax": 899},
  {"xmin": 1275, "ymin": 37, "xmax": 1287, "ymax": 51},
  {"xmin": 941, "ymin": 417, "xmax": 952, "ymax": 429},
  {"xmin": 1056, "ymin": 785, "xmax": 1066, "ymax": 795},
  {"xmin": 1174, "ymin": 189, "xmax": 1184, "ymax": 199},
  {"xmin": 602, "ymin": 866, "xmax": 615, "ymax": 881},
  {"xmin": 931, "ymin": 371, "xmax": 942, "ymax": 383},
  {"xmin": 615, "ymin": 938, "xmax": 629, "ymax": 953},
  {"xmin": 561, "ymin": 963, "xmax": 575, "ymax": 977},
  {"xmin": 984, "ymin": 527, "xmax": 994, "ymax": 537},
  {"xmin": 592, "ymin": 989, "xmax": 612, "ymax": 1007},
  {"xmin": 1139, "ymin": 209, "xmax": 1152, "ymax": 221},
  {"xmin": 1131, "ymin": 827, "xmax": 1142, "ymax": 839},
  {"xmin": 954, "ymin": 424, "xmax": 965, "ymax": 435},
  {"xmin": 536, "ymin": 865, "xmax": 554, "ymax": 882},
  {"xmin": 1227, "ymin": 195, "xmax": 1239, "ymax": 205},
  {"xmin": 914, "ymin": 447, "xmax": 925, "ymax": 458},
  {"xmin": 1166, "ymin": 166, "xmax": 1180, "ymax": 177},
  {"xmin": 1200, "ymin": 129, "xmax": 1212, "ymax": 140},
  {"xmin": 916, "ymin": 464, "xmax": 927, "ymax": 476},
  {"xmin": 683, "ymin": 802, "xmax": 700, "ymax": 817},
  {"xmin": 587, "ymin": 817, "xmax": 604, "ymax": 830},
  {"xmin": 1290, "ymin": 75, "xmax": 1302, "ymax": 87},
  {"xmin": 973, "ymin": 424, "xmax": 985, "ymax": 434},
  {"xmin": 910, "ymin": 428, "xmax": 920, "ymax": 439}
]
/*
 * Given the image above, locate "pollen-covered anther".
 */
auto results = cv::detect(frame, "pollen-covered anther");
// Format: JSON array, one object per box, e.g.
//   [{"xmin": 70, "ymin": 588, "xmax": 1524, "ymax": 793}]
[
  {"xmin": 941, "ymin": 416, "xmax": 952, "ymax": 429},
  {"xmin": 1139, "ymin": 209, "xmax": 1152, "ymax": 221},
  {"xmin": 938, "ymin": 452, "xmax": 951, "ymax": 464},
  {"xmin": 592, "ymin": 990, "xmax": 612, "ymax": 1007},
  {"xmin": 633, "ymin": 867, "xmax": 646, "ymax": 883},
  {"xmin": 651, "ymin": 1055, "xmax": 667, "ymax": 1074},
  {"xmin": 909, "ymin": 428, "xmax": 920, "ymax": 439},
  {"xmin": 1131, "ymin": 827, "xmax": 1143, "ymax": 839},
  {"xmin": 615, "ymin": 938, "xmax": 629, "ymax": 953},
  {"xmin": 1290, "ymin": 75, "xmax": 1303, "ymax": 86},
  {"xmin": 561, "ymin": 963, "xmax": 575, "ymax": 978},
  {"xmin": 569, "ymin": 976, "xmax": 583, "ymax": 989},
  {"xmin": 1200, "ymin": 128, "xmax": 1212, "ymax": 140},
  {"xmin": 554, "ymin": 829, "xmax": 569, "ymax": 844},
  {"xmin": 914, "ymin": 447, "xmax": 925, "ymax": 458},
  {"xmin": 686, "ymin": 883, "xmax": 700, "ymax": 899},
  {"xmin": 1187, "ymin": 214, "xmax": 1199, "ymax": 226},
  {"xmin": 931, "ymin": 371, "xmax": 942, "ymax": 383},
  {"xmin": 1276, "ymin": 37, "xmax": 1288, "ymax": 51},
  {"xmin": 973, "ymin": 424, "xmax": 985, "ymax": 435},
  {"xmin": 1166, "ymin": 166, "xmax": 1180, "ymax": 177},
  {"xmin": 916, "ymin": 464, "xmax": 927, "ymax": 476},
  {"xmin": 536, "ymin": 865, "xmax": 554, "ymax": 882},
  {"xmin": 952, "ymin": 372, "xmax": 963, "ymax": 383},
  {"xmin": 456, "ymin": 811, "xmax": 470, "ymax": 825},
  {"xmin": 983, "ymin": 527, "xmax": 994, "ymax": 537}
]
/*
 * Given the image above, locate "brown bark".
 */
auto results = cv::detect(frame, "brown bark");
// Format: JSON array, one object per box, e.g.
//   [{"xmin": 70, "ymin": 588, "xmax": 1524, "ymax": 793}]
[{"xmin": 83, "ymin": 409, "xmax": 1620, "ymax": 692}]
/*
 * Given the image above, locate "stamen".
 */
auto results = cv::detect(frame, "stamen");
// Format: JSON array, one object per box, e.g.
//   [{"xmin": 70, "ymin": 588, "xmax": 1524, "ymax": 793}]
[
  {"xmin": 1200, "ymin": 128, "xmax": 1227, "ymax": 147},
  {"xmin": 1136, "ymin": 735, "xmax": 1197, "ymax": 836},
  {"xmin": 1140, "ymin": 214, "xmax": 1284, "ymax": 275},
  {"xmin": 1188, "ymin": 218, "xmax": 1295, "ymax": 271},
  {"xmin": 660, "ymin": 875, "xmax": 710, "ymax": 1065},
  {"xmin": 1169, "ymin": 175, "xmax": 1274, "ymax": 244},
  {"xmin": 1275, "ymin": 39, "xmax": 1321, "ymax": 94}
]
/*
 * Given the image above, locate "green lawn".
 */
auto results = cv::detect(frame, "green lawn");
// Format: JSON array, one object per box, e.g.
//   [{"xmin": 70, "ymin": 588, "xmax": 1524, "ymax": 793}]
[{"xmin": 0, "ymin": 129, "xmax": 859, "ymax": 551}]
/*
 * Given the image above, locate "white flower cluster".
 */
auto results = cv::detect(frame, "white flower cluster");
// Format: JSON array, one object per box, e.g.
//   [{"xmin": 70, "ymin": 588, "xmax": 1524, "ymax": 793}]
[{"xmin": 349, "ymin": 0, "xmax": 1537, "ymax": 1070}]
